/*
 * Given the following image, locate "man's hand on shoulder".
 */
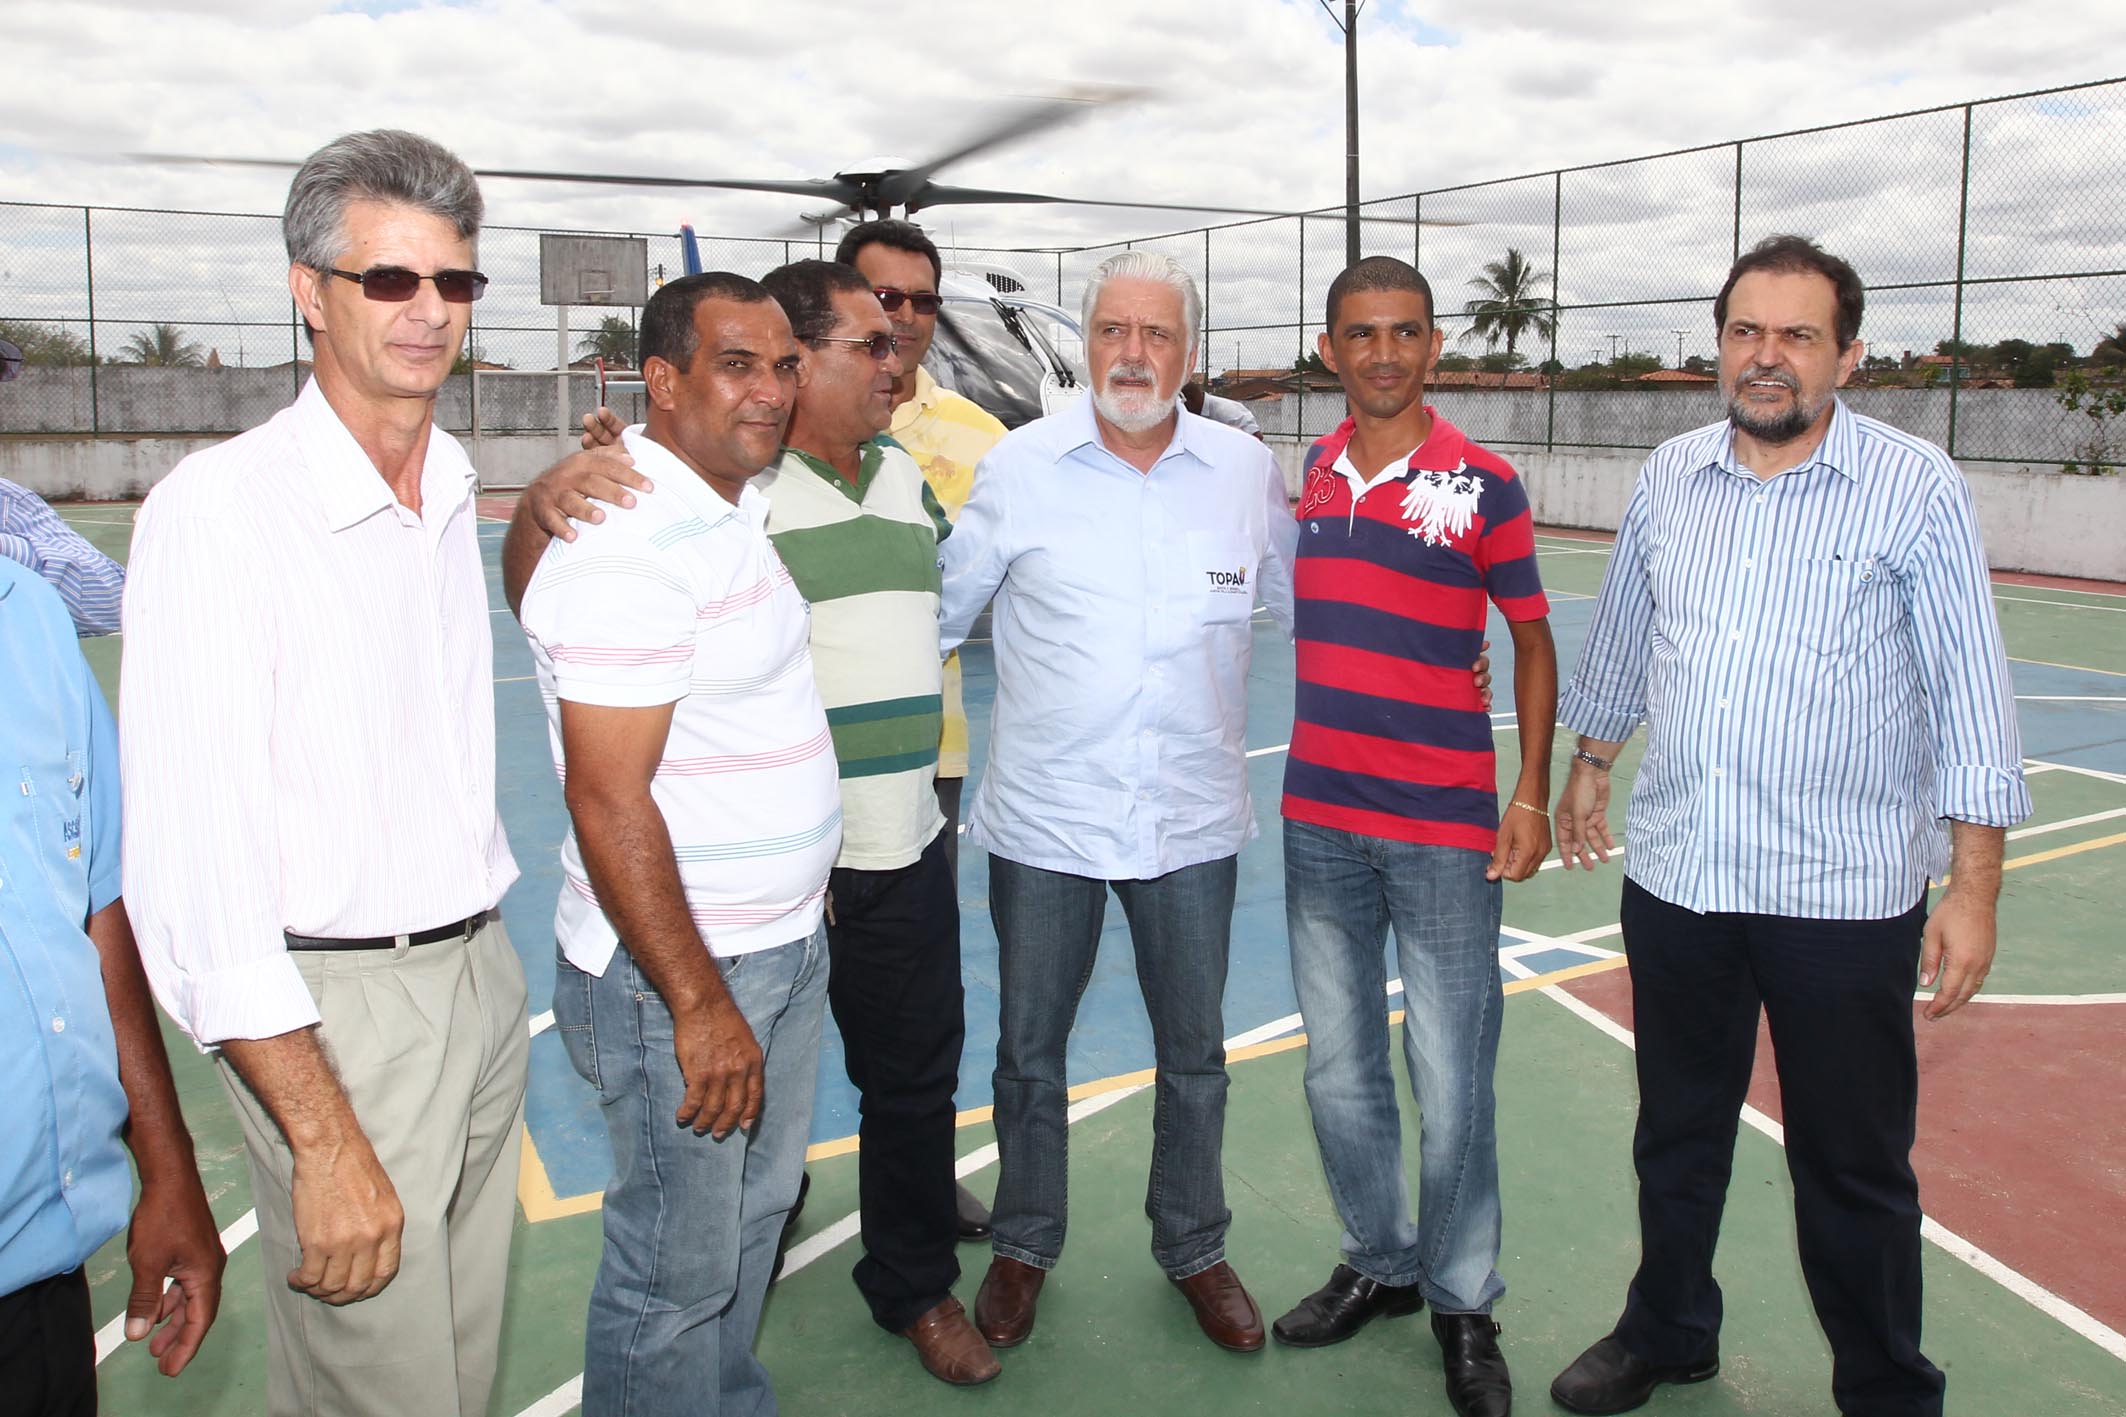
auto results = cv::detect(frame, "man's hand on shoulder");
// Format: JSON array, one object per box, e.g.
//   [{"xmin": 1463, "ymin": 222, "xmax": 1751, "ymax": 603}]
[{"xmin": 525, "ymin": 434, "xmax": 649, "ymax": 544}]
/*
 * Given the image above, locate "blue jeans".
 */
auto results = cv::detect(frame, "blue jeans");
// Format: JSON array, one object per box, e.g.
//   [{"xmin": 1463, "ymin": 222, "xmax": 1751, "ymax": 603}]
[
  {"xmin": 554, "ymin": 927, "xmax": 827, "ymax": 1417},
  {"xmin": 1283, "ymin": 818, "xmax": 1506, "ymax": 1314},
  {"xmin": 987, "ymin": 853, "xmax": 1237, "ymax": 1280}
]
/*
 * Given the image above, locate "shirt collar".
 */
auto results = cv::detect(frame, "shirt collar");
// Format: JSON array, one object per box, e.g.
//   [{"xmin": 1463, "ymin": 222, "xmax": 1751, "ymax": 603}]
[
  {"xmin": 1695, "ymin": 396, "xmax": 1861, "ymax": 484},
  {"xmin": 893, "ymin": 368, "xmax": 945, "ymax": 430},
  {"xmin": 290, "ymin": 377, "xmax": 476, "ymax": 533},
  {"xmin": 1316, "ymin": 407, "xmax": 1469, "ymax": 482},
  {"xmin": 1054, "ymin": 390, "xmax": 1205, "ymax": 471},
  {"xmin": 620, "ymin": 426, "xmax": 760, "ymax": 530},
  {"xmin": 783, "ymin": 435, "xmax": 891, "ymax": 506}
]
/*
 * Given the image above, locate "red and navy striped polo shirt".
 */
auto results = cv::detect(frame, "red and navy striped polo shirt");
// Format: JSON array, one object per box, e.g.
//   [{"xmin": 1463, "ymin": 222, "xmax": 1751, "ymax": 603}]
[{"xmin": 1281, "ymin": 410, "xmax": 1550, "ymax": 852}]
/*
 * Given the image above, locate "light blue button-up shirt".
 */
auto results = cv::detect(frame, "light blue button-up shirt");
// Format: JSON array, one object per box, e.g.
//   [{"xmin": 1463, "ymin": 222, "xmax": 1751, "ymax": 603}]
[
  {"xmin": 1559, "ymin": 400, "xmax": 2031, "ymax": 919},
  {"xmin": 0, "ymin": 477, "xmax": 127, "ymax": 637},
  {"xmin": 941, "ymin": 394, "xmax": 1297, "ymax": 880},
  {"xmin": 0, "ymin": 562, "xmax": 131, "ymax": 1294}
]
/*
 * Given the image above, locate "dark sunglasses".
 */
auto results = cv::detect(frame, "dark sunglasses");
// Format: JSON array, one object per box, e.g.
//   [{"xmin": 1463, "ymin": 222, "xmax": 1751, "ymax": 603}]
[
  {"xmin": 327, "ymin": 265, "xmax": 489, "ymax": 303},
  {"xmin": 811, "ymin": 332, "xmax": 900, "ymax": 360},
  {"xmin": 873, "ymin": 287, "xmax": 942, "ymax": 317}
]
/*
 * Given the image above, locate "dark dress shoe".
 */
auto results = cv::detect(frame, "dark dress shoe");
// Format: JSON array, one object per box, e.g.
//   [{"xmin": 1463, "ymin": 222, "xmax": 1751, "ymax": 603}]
[
  {"xmin": 1549, "ymin": 1334, "xmax": 1718, "ymax": 1415},
  {"xmin": 902, "ymin": 1298, "xmax": 1002, "ymax": 1385},
  {"xmin": 1272, "ymin": 1262, "xmax": 1425, "ymax": 1347},
  {"xmin": 1171, "ymin": 1260, "xmax": 1266, "ymax": 1352},
  {"xmin": 955, "ymin": 1181, "xmax": 993, "ymax": 1241},
  {"xmin": 1431, "ymin": 1310, "xmax": 1513, "ymax": 1417},
  {"xmin": 974, "ymin": 1255, "xmax": 1046, "ymax": 1347}
]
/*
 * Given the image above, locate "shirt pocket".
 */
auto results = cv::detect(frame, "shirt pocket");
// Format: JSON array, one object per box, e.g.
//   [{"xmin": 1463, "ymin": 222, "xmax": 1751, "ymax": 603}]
[
  {"xmin": 1778, "ymin": 555, "xmax": 1893, "ymax": 659},
  {"xmin": 19, "ymin": 751, "xmax": 90, "ymax": 914},
  {"xmin": 1183, "ymin": 531, "xmax": 1258, "ymax": 624}
]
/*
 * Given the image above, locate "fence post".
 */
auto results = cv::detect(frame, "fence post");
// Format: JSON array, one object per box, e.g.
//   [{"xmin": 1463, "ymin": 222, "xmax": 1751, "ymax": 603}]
[
  {"xmin": 291, "ymin": 300, "xmax": 303, "ymax": 401},
  {"xmin": 1731, "ymin": 141, "xmax": 1744, "ymax": 262},
  {"xmin": 1546, "ymin": 171, "xmax": 1562, "ymax": 451},
  {"xmin": 1054, "ymin": 251, "xmax": 1063, "ymax": 306},
  {"xmin": 1203, "ymin": 227, "xmax": 1212, "ymax": 368},
  {"xmin": 82, "ymin": 207, "xmax": 99, "ymax": 436},
  {"xmin": 1413, "ymin": 192, "xmax": 1422, "ymax": 273},
  {"xmin": 1297, "ymin": 215, "xmax": 1305, "ymax": 374},
  {"xmin": 1947, "ymin": 103, "xmax": 1974, "ymax": 460}
]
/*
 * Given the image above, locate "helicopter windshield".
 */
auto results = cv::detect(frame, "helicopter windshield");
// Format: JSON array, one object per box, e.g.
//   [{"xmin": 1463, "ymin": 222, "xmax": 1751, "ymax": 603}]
[{"xmin": 925, "ymin": 299, "xmax": 1056, "ymax": 429}]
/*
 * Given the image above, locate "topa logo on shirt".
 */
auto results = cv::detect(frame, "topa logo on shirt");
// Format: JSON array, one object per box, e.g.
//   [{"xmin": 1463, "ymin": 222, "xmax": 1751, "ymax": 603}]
[
  {"xmin": 1205, "ymin": 565, "xmax": 1249, "ymax": 594},
  {"xmin": 1400, "ymin": 461, "xmax": 1482, "ymax": 548}
]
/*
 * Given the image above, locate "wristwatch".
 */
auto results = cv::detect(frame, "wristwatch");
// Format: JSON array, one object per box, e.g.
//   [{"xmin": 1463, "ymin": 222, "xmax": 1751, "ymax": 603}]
[{"xmin": 1572, "ymin": 748, "xmax": 1614, "ymax": 772}]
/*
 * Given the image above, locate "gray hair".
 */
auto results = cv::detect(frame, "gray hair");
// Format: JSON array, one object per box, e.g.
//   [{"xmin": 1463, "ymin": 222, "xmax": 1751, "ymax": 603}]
[
  {"xmin": 283, "ymin": 129, "xmax": 483, "ymax": 271},
  {"xmin": 1081, "ymin": 250, "xmax": 1201, "ymax": 364}
]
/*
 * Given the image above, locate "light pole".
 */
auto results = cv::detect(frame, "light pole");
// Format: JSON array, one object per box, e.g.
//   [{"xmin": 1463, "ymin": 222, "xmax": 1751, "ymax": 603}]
[
  {"xmin": 1672, "ymin": 328, "xmax": 1686, "ymax": 369},
  {"xmin": 1320, "ymin": 0, "xmax": 1366, "ymax": 266},
  {"xmin": 1605, "ymin": 333, "xmax": 1621, "ymax": 365}
]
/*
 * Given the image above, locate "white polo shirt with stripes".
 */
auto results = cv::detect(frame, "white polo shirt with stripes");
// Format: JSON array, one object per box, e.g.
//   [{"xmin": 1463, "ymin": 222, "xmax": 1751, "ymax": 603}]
[{"xmin": 521, "ymin": 428, "xmax": 843, "ymax": 976}]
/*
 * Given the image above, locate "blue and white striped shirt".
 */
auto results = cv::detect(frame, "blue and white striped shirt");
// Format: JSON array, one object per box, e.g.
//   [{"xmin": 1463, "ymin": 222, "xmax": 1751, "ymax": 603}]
[
  {"xmin": 1559, "ymin": 401, "xmax": 2030, "ymax": 919},
  {"xmin": 0, "ymin": 477, "xmax": 126, "ymax": 637}
]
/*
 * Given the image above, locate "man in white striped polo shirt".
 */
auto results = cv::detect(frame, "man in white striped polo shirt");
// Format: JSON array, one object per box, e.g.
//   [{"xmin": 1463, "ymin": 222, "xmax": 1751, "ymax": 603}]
[
  {"xmin": 518, "ymin": 272, "xmax": 842, "ymax": 1415},
  {"xmin": 1549, "ymin": 236, "xmax": 2030, "ymax": 1417}
]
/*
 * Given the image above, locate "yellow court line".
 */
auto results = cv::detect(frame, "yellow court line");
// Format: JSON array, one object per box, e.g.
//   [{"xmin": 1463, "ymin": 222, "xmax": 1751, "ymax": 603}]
[
  {"xmin": 2002, "ymin": 830, "xmax": 2126, "ymax": 874},
  {"xmin": 518, "ymin": 1130, "xmax": 605, "ymax": 1222},
  {"xmin": 2009, "ymin": 654, "xmax": 2126, "ymax": 679}
]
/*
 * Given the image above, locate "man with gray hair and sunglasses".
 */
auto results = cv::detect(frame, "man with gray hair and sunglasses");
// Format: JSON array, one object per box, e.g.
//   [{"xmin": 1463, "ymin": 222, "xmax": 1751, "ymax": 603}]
[
  {"xmin": 122, "ymin": 130, "xmax": 527, "ymax": 1417},
  {"xmin": 937, "ymin": 250, "xmax": 1298, "ymax": 1357}
]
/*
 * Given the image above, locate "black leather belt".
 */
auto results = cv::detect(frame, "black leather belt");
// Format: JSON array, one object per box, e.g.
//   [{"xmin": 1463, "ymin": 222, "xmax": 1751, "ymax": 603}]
[{"xmin": 284, "ymin": 913, "xmax": 486, "ymax": 952}]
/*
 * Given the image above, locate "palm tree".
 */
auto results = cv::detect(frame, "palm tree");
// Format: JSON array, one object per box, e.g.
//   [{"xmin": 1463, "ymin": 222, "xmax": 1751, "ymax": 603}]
[
  {"xmin": 576, "ymin": 315, "xmax": 638, "ymax": 369},
  {"xmin": 1460, "ymin": 249, "xmax": 1557, "ymax": 375},
  {"xmin": 118, "ymin": 323, "xmax": 206, "ymax": 368},
  {"xmin": 2093, "ymin": 322, "xmax": 2126, "ymax": 367}
]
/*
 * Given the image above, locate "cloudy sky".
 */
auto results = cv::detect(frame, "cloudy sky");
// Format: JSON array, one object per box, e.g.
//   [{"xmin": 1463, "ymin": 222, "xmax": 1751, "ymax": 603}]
[{"xmin": 4, "ymin": 0, "xmax": 2124, "ymax": 367}]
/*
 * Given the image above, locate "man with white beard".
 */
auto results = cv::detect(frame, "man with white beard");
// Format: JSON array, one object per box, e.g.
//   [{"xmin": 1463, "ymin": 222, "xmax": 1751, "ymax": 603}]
[{"xmin": 937, "ymin": 251, "xmax": 1297, "ymax": 1357}]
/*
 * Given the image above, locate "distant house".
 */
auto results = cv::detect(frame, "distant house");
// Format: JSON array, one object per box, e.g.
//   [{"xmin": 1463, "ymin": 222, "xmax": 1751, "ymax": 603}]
[
  {"xmin": 1428, "ymin": 369, "xmax": 1549, "ymax": 391},
  {"xmin": 1636, "ymin": 369, "xmax": 1716, "ymax": 385}
]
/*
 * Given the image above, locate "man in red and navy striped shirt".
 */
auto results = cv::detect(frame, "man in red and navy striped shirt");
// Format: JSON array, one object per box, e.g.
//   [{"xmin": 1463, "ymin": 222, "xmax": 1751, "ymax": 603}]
[{"xmin": 1270, "ymin": 256, "xmax": 1556, "ymax": 1417}]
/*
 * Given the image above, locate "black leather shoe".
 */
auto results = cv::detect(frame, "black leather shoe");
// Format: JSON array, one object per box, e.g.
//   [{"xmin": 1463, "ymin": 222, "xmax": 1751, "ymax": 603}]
[
  {"xmin": 954, "ymin": 1181, "xmax": 992, "ymax": 1241},
  {"xmin": 1432, "ymin": 1310, "xmax": 1513, "ymax": 1417},
  {"xmin": 1271, "ymin": 1263, "xmax": 1424, "ymax": 1347},
  {"xmin": 1549, "ymin": 1334, "xmax": 1718, "ymax": 1415}
]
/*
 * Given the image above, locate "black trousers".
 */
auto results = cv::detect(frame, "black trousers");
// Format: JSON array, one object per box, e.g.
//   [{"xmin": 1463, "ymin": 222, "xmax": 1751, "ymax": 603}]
[
  {"xmin": 0, "ymin": 1267, "xmax": 95, "ymax": 1417},
  {"xmin": 934, "ymin": 775, "xmax": 963, "ymax": 882},
  {"xmin": 825, "ymin": 827, "xmax": 966, "ymax": 1331},
  {"xmin": 1615, "ymin": 877, "xmax": 1944, "ymax": 1417}
]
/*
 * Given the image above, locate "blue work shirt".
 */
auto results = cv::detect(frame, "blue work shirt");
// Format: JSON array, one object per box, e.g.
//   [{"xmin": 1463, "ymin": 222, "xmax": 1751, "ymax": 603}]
[
  {"xmin": 1559, "ymin": 401, "xmax": 2031, "ymax": 919},
  {"xmin": 0, "ymin": 561, "xmax": 130, "ymax": 1295},
  {"xmin": 940, "ymin": 394, "xmax": 1297, "ymax": 880}
]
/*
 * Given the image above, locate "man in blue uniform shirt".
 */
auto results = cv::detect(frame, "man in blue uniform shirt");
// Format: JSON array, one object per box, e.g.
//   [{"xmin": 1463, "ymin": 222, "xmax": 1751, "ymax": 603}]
[{"xmin": 0, "ymin": 562, "xmax": 223, "ymax": 1411}]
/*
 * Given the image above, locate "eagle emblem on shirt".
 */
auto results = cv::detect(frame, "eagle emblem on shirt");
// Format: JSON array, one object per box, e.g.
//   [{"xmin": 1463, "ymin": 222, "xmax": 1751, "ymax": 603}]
[{"xmin": 1399, "ymin": 461, "xmax": 1481, "ymax": 547}]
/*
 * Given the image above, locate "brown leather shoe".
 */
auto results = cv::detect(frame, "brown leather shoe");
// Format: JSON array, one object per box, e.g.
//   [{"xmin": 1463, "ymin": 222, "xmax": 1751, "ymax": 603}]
[
  {"xmin": 1172, "ymin": 1260, "xmax": 1266, "ymax": 1352},
  {"xmin": 973, "ymin": 1255, "xmax": 1046, "ymax": 1347},
  {"xmin": 901, "ymin": 1298, "xmax": 1002, "ymax": 1386}
]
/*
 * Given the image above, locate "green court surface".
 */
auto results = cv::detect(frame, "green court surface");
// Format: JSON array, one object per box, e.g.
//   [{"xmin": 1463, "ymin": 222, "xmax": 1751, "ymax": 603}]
[{"xmin": 47, "ymin": 504, "xmax": 2126, "ymax": 1415}]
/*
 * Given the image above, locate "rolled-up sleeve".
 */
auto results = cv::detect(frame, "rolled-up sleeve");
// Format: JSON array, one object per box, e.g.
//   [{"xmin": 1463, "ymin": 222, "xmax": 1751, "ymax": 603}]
[
  {"xmin": 1905, "ymin": 471, "xmax": 2031, "ymax": 827},
  {"xmin": 0, "ymin": 482, "xmax": 127, "ymax": 637},
  {"xmin": 120, "ymin": 493, "xmax": 317, "ymax": 1046},
  {"xmin": 1558, "ymin": 469, "xmax": 1656, "ymax": 744}
]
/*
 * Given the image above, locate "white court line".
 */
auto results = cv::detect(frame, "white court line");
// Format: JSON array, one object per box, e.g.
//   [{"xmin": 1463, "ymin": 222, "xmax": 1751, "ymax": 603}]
[
  {"xmin": 1519, "ymin": 929, "xmax": 2126, "ymax": 1366},
  {"xmin": 2016, "ymin": 695, "xmax": 2126, "ymax": 703},
  {"xmin": 2009, "ymin": 807, "xmax": 2126, "ymax": 841},
  {"xmin": 2026, "ymin": 758, "xmax": 2126, "ymax": 787},
  {"xmin": 1996, "ymin": 593, "xmax": 2126, "ymax": 615}
]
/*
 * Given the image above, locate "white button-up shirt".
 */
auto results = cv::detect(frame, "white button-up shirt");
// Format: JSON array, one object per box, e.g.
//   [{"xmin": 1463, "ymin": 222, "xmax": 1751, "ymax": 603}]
[
  {"xmin": 940, "ymin": 394, "xmax": 1296, "ymax": 880},
  {"xmin": 121, "ymin": 379, "xmax": 518, "ymax": 1045}
]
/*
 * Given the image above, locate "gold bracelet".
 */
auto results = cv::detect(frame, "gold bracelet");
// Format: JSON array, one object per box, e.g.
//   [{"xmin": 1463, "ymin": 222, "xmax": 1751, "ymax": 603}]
[{"xmin": 1509, "ymin": 799, "xmax": 1546, "ymax": 817}]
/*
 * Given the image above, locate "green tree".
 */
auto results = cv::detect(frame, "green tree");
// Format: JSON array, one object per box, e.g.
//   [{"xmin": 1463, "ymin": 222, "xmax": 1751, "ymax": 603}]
[
  {"xmin": 0, "ymin": 318, "xmax": 94, "ymax": 367},
  {"xmin": 576, "ymin": 315, "xmax": 638, "ymax": 369},
  {"xmin": 1460, "ymin": 248, "xmax": 1556, "ymax": 365},
  {"xmin": 1293, "ymin": 348, "xmax": 1329, "ymax": 375},
  {"xmin": 2091, "ymin": 323, "xmax": 2126, "ymax": 366},
  {"xmin": 118, "ymin": 323, "xmax": 205, "ymax": 368}
]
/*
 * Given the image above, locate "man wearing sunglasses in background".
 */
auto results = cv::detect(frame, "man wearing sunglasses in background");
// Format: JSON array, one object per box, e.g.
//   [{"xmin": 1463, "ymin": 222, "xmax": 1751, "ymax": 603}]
[
  {"xmin": 507, "ymin": 258, "xmax": 992, "ymax": 1387},
  {"xmin": 834, "ymin": 219, "xmax": 1006, "ymax": 1245},
  {"xmin": 123, "ymin": 130, "xmax": 528, "ymax": 1417}
]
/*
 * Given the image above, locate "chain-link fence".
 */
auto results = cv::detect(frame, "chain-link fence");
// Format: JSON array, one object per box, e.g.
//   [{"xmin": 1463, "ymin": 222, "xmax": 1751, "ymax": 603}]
[{"xmin": 5, "ymin": 76, "xmax": 2123, "ymax": 464}]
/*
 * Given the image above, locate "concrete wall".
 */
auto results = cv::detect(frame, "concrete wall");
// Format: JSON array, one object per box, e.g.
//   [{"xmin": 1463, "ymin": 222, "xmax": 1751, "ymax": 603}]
[{"xmin": 1265, "ymin": 437, "xmax": 2126, "ymax": 583}]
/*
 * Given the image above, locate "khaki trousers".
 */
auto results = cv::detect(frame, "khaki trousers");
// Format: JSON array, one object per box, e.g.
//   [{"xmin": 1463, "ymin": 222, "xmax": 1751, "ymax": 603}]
[{"xmin": 218, "ymin": 917, "xmax": 529, "ymax": 1417}]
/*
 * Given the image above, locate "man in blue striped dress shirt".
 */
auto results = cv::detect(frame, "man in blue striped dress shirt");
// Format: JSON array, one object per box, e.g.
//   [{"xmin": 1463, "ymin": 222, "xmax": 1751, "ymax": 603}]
[{"xmin": 1548, "ymin": 236, "xmax": 2029, "ymax": 1417}]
